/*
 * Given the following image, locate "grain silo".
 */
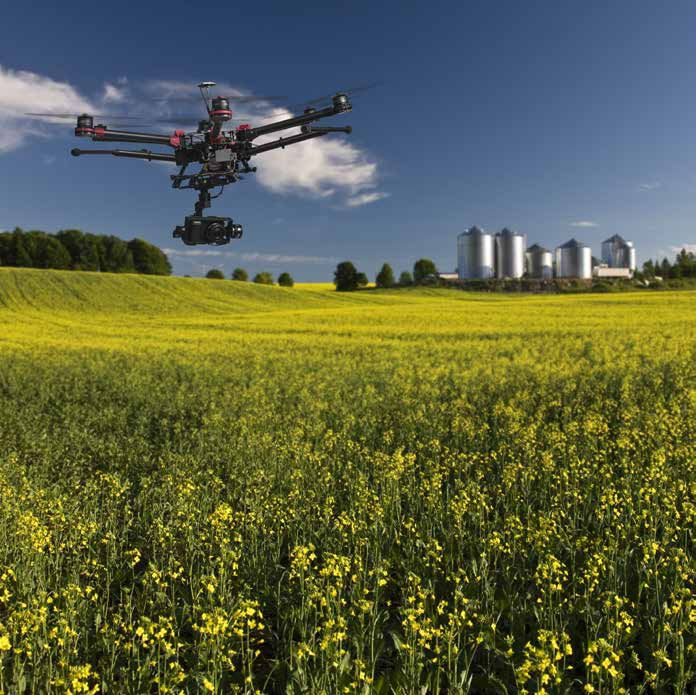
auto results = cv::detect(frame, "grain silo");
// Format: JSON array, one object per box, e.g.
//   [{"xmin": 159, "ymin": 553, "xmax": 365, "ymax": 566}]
[
  {"xmin": 457, "ymin": 226, "xmax": 495, "ymax": 280},
  {"xmin": 601, "ymin": 234, "xmax": 636, "ymax": 270},
  {"xmin": 525, "ymin": 244, "xmax": 553, "ymax": 279},
  {"xmin": 554, "ymin": 238, "xmax": 592, "ymax": 278},
  {"xmin": 495, "ymin": 228, "xmax": 525, "ymax": 278}
]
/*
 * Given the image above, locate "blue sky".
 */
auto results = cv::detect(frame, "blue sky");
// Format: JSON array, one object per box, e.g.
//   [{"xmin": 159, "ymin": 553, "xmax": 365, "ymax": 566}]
[{"xmin": 1, "ymin": 1, "xmax": 696, "ymax": 279}]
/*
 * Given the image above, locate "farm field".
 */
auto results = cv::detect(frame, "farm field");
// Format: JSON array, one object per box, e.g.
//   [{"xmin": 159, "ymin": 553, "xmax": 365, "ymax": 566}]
[{"xmin": 0, "ymin": 267, "xmax": 695, "ymax": 694}]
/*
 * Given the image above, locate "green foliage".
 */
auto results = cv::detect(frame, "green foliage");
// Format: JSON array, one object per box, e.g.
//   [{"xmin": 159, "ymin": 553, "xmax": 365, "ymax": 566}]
[
  {"xmin": 231, "ymin": 267, "xmax": 248, "ymax": 281},
  {"xmin": 376, "ymin": 263, "xmax": 395, "ymax": 288},
  {"xmin": 277, "ymin": 272, "xmax": 294, "ymax": 287},
  {"xmin": 205, "ymin": 269, "xmax": 225, "ymax": 279},
  {"xmin": 356, "ymin": 272, "xmax": 368, "ymax": 287},
  {"xmin": 253, "ymin": 271, "xmax": 274, "ymax": 285},
  {"xmin": 0, "ymin": 228, "xmax": 166, "ymax": 275},
  {"xmin": 334, "ymin": 261, "xmax": 359, "ymax": 291},
  {"xmin": 413, "ymin": 258, "xmax": 438, "ymax": 284},
  {"xmin": 127, "ymin": 238, "xmax": 172, "ymax": 276},
  {"xmin": 398, "ymin": 270, "xmax": 413, "ymax": 286}
]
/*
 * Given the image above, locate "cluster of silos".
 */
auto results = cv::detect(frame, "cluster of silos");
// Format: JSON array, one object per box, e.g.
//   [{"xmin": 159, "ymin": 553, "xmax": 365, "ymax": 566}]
[
  {"xmin": 457, "ymin": 226, "xmax": 526, "ymax": 280},
  {"xmin": 601, "ymin": 234, "xmax": 636, "ymax": 271}
]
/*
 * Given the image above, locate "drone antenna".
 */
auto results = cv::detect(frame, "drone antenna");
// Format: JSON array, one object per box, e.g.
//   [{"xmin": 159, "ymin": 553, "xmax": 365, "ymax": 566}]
[{"xmin": 197, "ymin": 81, "xmax": 216, "ymax": 114}]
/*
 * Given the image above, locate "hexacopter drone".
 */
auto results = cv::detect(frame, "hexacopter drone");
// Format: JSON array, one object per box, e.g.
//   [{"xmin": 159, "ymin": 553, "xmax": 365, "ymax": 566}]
[{"xmin": 28, "ymin": 82, "xmax": 360, "ymax": 246}]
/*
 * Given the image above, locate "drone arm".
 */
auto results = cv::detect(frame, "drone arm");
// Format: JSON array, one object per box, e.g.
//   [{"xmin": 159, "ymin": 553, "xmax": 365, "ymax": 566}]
[
  {"xmin": 86, "ymin": 128, "xmax": 174, "ymax": 147},
  {"xmin": 247, "ymin": 125, "xmax": 352, "ymax": 157},
  {"xmin": 71, "ymin": 148, "xmax": 177, "ymax": 163},
  {"xmin": 248, "ymin": 131, "xmax": 327, "ymax": 156}
]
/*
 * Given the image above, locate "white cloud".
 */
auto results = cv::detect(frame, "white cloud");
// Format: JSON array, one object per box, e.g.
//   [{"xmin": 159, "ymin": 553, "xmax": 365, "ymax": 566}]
[
  {"xmin": 570, "ymin": 221, "xmax": 598, "ymax": 228},
  {"xmin": 239, "ymin": 252, "xmax": 337, "ymax": 264},
  {"xmin": 345, "ymin": 191, "xmax": 390, "ymax": 207},
  {"xmin": 0, "ymin": 64, "xmax": 95, "ymax": 152},
  {"xmin": 163, "ymin": 247, "xmax": 336, "ymax": 264},
  {"xmin": 638, "ymin": 181, "xmax": 661, "ymax": 191},
  {"xmin": 102, "ymin": 83, "xmax": 127, "ymax": 103},
  {"xmin": 162, "ymin": 247, "xmax": 225, "ymax": 257}
]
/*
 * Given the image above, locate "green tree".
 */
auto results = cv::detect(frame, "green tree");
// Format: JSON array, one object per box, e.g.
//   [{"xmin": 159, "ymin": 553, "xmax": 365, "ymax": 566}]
[
  {"xmin": 642, "ymin": 259, "xmax": 655, "ymax": 277},
  {"xmin": 277, "ymin": 272, "xmax": 294, "ymax": 287},
  {"xmin": 253, "ymin": 272, "xmax": 274, "ymax": 285},
  {"xmin": 55, "ymin": 229, "xmax": 100, "ymax": 271},
  {"xmin": 375, "ymin": 263, "xmax": 395, "ymax": 288},
  {"xmin": 413, "ymin": 258, "xmax": 438, "ymax": 284},
  {"xmin": 231, "ymin": 267, "xmax": 248, "ymax": 281},
  {"xmin": 100, "ymin": 236, "xmax": 135, "ymax": 273},
  {"xmin": 660, "ymin": 257, "xmax": 672, "ymax": 279},
  {"xmin": 128, "ymin": 239, "xmax": 172, "ymax": 275},
  {"xmin": 356, "ymin": 272, "xmax": 368, "ymax": 287},
  {"xmin": 206, "ymin": 268, "xmax": 225, "ymax": 279},
  {"xmin": 35, "ymin": 235, "xmax": 71, "ymax": 269},
  {"xmin": 399, "ymin": 271, "xmax": 414, "ymax": 286},
  {"xmin": 334, "ymin": 261, "xmax": 359, "ymax": 291},
  {"xmin": 8, "ymin": 229, "xmax": 33, "ymax": 267}
]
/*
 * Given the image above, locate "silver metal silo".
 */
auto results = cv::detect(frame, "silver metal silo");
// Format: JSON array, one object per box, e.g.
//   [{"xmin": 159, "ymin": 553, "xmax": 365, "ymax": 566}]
[
  {"xmin": 554, "ymin": 238, "xmax": 592, "ymax": 278},
  {"xmin": 525, "ymin": 244, "xmax": 553, "ymax": 279},
  {"xmin": 495, "ymin": 228, "xmax": 525, "ymax": 278},
  {"xmin": 457, "ymin": 226, "xmax": 495, "ymax": 280},
  {"xmin": 601, "ymin": 234, "xmax": 635, "ymax": 269}
]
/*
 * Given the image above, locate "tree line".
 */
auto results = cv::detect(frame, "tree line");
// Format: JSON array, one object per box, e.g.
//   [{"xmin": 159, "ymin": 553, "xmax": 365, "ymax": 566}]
[
  {"xmin": 0, "ymin": 228, "xmax": 171, "ymax": 275},
  {"xmin": 205, "ymin": 268, "xmax": 294, "ymax": 286},
  {"xmin": 641, "ymin": 249, "xmax": 696, "ymax": 279},
  {"xmin": 334, "ymin": 258, "xmax": 438, "ymax": 291}
]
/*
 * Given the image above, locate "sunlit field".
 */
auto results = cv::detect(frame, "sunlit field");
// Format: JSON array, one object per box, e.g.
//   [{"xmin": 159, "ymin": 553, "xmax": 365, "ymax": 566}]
[{"xmin": 0, "ymin": 267, "xmax": 695, "ymax": 694}]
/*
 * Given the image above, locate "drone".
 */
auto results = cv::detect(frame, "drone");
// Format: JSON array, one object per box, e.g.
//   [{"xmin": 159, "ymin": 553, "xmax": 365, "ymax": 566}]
[{"xmin": 28, "ymin": 82, "xmax": 360, "ymax": 245}]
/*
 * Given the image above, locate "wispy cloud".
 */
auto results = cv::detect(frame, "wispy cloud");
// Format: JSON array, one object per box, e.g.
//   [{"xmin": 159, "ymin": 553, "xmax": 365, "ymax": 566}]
[
  {"xmin": 163, "ymin": 247, "xmax": 337, "ymax": 264},
  {"xmin": 239, "ymin": 252, "xmax": 338, "ymax": 264},
  {"xmin": 570, "ymin": 221, "xmax": 598, "ymax": 228},
  {"xmin": 638, "ymin": 181, "xmax": 661, "ymax": 192},
  {"xmin": 345, "ymin": 191, "xmax": 390, "ymax": 207},
  {"xmin": 162, "ymin": 247, "xmax": 225, "ymax": 257}
]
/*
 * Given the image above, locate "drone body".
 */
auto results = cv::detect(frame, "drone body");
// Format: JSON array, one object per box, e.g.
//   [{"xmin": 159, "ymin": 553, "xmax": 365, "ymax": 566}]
[{"xmin": 64, "ymin": 82, "xmax": 354, "ymax": 245}]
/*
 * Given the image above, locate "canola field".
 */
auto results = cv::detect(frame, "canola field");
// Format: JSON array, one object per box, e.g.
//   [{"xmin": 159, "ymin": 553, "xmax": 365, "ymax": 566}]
[{"xmin": 0, "ymin": 267, "xmax": 695, "ymax": 694}]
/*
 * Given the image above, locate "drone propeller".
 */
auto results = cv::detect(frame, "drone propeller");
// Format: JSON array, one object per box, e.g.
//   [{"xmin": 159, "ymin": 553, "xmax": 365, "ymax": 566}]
[
  {"xmin": 287, "ymin": 81, "xmax": 382, "ymax": 112},
  {"xmin": 25, "ymin": 112, "xmax": 145, "ymax": 120},
  {"xmin": 151, "ymin": 95, "xmax": 287, "ymax": 104}
]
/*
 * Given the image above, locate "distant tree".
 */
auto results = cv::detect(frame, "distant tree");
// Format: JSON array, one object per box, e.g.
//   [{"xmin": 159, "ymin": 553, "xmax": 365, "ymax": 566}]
[
  {"xmin": 253, "ymin": 271, "xmax": 274, "ymax": 285},
  {"xmin": 8, "ymin": 229, "xmax": 32, "ymax": 267},
  {"xmin": 100, "ymin": 236, "xmax": 135, "ymax": 273},
  {"xmin": 277, "ymin": 272, "xmax": 294, "ymax": 287},
  {"xmin": 413, "ymin": 258, "xmax": 438, "ymax": 284},
  {"xmin": 660, "ymin": 257, "xmax": 672, "ymax": 279},
  {"xmin": 128, "ymin": 238, "xmax": 172, "ymax": 275},
  {"xmin": 356, "ymin": 272, "xmax": 368, "ymax": 287},
  {"xmin": 206, "ymin": 269, "xmax": 225, "ymax": 279},
  {"xmin": 55, "ymin": 229, "xmax": 100, "ymax": 271},
  {"xmin": 642, "ymin": 259, "xmax": 655, "ymax": 277},
  {"xmin": 334, "ymin": 261, "xmax": 359, "ymax": 291},
  {"xmin": 35, "ymin": 235, "xmax": 71, "ymax": 269},
  {"xmin": 231, "ymin": 267, "xmax": 248, "ymax": 281},
  {"xmin": 398, "ymin": 271, "xmax": 413, "ymax": 286},
  {"xmin": 375, "ymin": 263, "xmax": 395, "ymax": 288}
]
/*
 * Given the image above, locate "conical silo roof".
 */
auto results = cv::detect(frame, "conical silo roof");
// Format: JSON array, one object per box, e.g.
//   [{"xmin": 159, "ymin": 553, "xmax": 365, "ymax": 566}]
[
  {"xmin": 602, "ymin": 233, "xmax": 627, "ymax": 245},
  {"xmin": 527, "ymin": 243, "xmax": 550, "ymax": 253},
  {"xmin": 559, "ymin": 237, "xmax": 588, "ymax": 249}
]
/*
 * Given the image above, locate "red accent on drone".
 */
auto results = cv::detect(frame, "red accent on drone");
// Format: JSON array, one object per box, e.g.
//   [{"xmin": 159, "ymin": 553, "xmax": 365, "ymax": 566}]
[
  {"xmin": 93, "ymin": 127, "xmax": 106, "ymax": 138},
  {"xmin": 210, "ymin": 109, "xmax": 233, "ymax": 117},
  {"xmin": 236, "ymin": 124, "xmax": 250, "ymax": 130},
  {"xmin": 169, "ymin": 131, "xmax": 185, "ymax": 147}
]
